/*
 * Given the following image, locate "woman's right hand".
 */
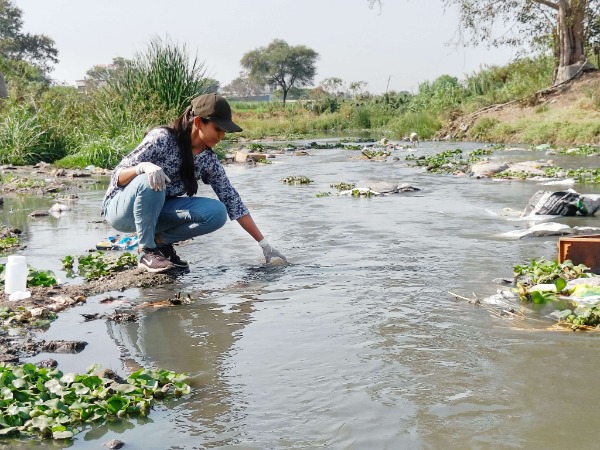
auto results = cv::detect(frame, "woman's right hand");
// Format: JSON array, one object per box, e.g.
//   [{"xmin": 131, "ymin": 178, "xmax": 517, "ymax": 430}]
[{"xmin": 136, "ymin": 162, "xmax": 171, "ymax": 191}]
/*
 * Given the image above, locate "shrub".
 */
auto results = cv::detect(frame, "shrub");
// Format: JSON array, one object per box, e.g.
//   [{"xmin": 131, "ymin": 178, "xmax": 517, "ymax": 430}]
[
  {"xmin": 55, "ymin": 134, "xmax": 140, "ymax": 169},
  {"xmin": 0, "ymin": 102, "xmax": 64, "ymax": 164},
  {"xmin": 386, "ymin": 110, "xmax": 442, "ymax": 139},
  {"xmin": 469, "ymin": 117, "xmax": 500, "ymax": 141},
  {"xmin": 351, "ymin": 107, "xmax": 371, "ymax": 129}
]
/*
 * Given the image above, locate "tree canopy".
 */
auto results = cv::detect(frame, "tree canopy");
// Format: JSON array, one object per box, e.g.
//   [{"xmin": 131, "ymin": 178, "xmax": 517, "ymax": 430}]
[
  {"xmin": 369, "ymin": 0, "xmax": 600, "ymax": 84},
  {"xmin": 85, "ymin": 57, "xmax": 132, "ymax": 88},
  {"xmin": 222, "ymin": 72, "xmax": 266, "ymax": 97},
  {"xmin": 0, "ymin": 0, "xmax": 58, "ymax": 76},
  {"xmin": 241, "ymin": 39, "xmax": 319, "ymax": 104}
]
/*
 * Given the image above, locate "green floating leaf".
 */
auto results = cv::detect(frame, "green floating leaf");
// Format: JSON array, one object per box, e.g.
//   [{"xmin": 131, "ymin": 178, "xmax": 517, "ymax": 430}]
[
  {"xmin": 60, "ymin": 373, "xmax": 77, "ymax": 385},
  {"xmin": 73, "ymin": 383, "xmax": 90, "ymax": 395},
  {"xmin": 0, "ymin": 426, "xmax": 19, "ymax": 436},
  {"xmin": 106, "ymin": 396, "xmax": 129, "ymax": 414},
  {"xmin": 554, "ymin": 277, "xmax": 567, "ymax": 292},
  {"xmin": 52, "ymin": 429, "xmax": 74, "ymax": 440},
  {"xmin": 530, "ymin": 291, "xmax": 550, "ymax": 304},
  {"xmin": 31, "ymin": 414, "xmax": 54, "ymax": 430},
  {"xmin": 81, "ymin": 375, "xmax": 102, "ymax": 389},
  {"xmin": 111, "ymin": 383, "xmax": 138, "ymax": 394},
  {"xmin": 12, "ymin": 378, "xmax": 26, "ymax": 389}
]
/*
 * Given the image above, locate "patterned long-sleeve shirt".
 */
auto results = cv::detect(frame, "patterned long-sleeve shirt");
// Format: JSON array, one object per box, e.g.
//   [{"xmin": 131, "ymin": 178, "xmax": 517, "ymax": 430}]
[{"xmin": 101, "ymin": 127, "xmax": 249, "ymax": 221}]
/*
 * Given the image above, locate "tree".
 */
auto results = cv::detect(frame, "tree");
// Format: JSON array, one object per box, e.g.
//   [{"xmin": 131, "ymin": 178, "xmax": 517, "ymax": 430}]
[
  {"xmin": 349, "ymin": 81, "xmax": 370, "ymax": 99},
  {"xmin": 319, "ymin": 77, "xmax": 346, "ymax": 97},
  {"xmin": 369, "ymin": 0, "xmax": 599, "ymax": 84},
  {"xmin": 222, "ymin": 72, "xmax": 265, "ymax": 97},
  {"xmin": 241, "ymin": 39, "xmax": 319, "ymax": 104},
  {"xmin": 0, "ymin": 0, "xmax": 58, "ymax": 75},
  {"xmin": 84, "ymin": 57, "xmax": 132, "ymax": 89}
]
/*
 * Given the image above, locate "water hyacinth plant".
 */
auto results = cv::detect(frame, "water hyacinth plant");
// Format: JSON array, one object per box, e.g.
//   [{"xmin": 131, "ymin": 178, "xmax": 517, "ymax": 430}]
[
  {"xmin": 0, "ymin": 264, "xmax": 58, "ymax": 289},
  {"xmin": 0, "ymin": 363, "xmax": 191, "ymax": 440},
  {"xmin": 61, "ymin": 252, "xmax": 138, "ymax": 281},
  {"xmin": 281, "ymin": 175, "xmax": 312, "ymax": 185}
]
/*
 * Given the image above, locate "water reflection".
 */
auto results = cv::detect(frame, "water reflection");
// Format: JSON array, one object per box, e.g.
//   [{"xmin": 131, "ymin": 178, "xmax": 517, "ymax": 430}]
[{"xmin": 102, "ymin": 263, "xmax": 291, "ymax": 447}]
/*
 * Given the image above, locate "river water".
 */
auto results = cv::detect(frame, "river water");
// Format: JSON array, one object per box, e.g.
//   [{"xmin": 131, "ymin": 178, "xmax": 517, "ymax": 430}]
[{"xmin": 3, "ymin": 141, "xmax": 600, "ymax": 449}]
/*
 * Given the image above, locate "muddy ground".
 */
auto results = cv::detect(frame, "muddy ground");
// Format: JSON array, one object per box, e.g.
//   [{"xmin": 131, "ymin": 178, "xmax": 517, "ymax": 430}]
[{"xmin": 0, "ymin": 163, "xmax": 179, "ymax": 364}]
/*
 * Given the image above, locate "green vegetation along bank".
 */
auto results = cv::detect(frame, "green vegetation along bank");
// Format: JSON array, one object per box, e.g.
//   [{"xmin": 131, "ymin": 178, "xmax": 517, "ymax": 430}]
[{"xmin": 1, "ymin": 35, "xmax": 599, "ymax": 170}]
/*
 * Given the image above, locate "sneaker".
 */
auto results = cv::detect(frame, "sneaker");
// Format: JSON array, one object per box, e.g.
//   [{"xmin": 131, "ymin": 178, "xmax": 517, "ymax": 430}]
[
  {"xmin": 156, "ymin": 244, "xmax": 189, "ymax": 268},
  {"xmin": 138, "ymin": 248, "xmax": 175, "ymax": 273}
]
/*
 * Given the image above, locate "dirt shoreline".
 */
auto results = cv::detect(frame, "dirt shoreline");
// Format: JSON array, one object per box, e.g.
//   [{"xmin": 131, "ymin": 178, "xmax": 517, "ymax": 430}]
[
  {"xmin": 436, "ymin": 70, "xmax": 600, "ymax": 144},
  {"xmin": 0, "ymin": 163, "xmax": 182, "ymax": 364}
]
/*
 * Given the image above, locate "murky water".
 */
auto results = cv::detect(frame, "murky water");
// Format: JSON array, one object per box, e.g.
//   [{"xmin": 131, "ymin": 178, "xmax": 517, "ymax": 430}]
[{"xmin": 3, "ymin": 141, "xmax": 600, "ymax": 449}]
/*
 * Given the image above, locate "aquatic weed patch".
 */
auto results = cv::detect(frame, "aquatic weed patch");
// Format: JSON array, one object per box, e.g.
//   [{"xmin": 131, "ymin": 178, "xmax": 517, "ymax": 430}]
[
  {"xmin": 407, "ymin": 148, "xmax": 495, "ymax": 174},
  {"xmin": 0, "ymin": 363, "xmax": 191, "ymax": 440},
  {"xmin": 61, "ymin": 252, "xmax": 138, "ymax": 281},
  {"xmin": 494, "ymin": 166, "xmax": 600, "ymax": 183},
  {"xmin": 0, "ymin": 305, "xmax": 58, "ymax": 329},
  {"xmin": 514, "ymin": 257, "xmax": 589, "ymax": 290},
  {"xmin": 558, "ymin": 144, "xmax": 600, "ymax": 156},
  {"xmin": 454, "ymin": 257, "xmax": 600, "ymax": 332},
  {"xmin": 350, "ymin": 189, "xmax": 374, "ymax": 197},
  {"xmin": 0, "ymin": 236, "xmax": 19, "ymax": 252},
  {"xmin": 361, "ymin": 148, "xmax": 390, "ymax": 159},
  {"xmin": 0, "ymin": 264, "xmax": 58, "ymax": 289},
  {"xmin": 330, "ymin": 182, "xmax": 356, "ymax": 191},
  {"xmin": 281, "ymin": 175, "xmax": 312, "ymax": 185},
  {"xmin": 545, "ymin": 166, "xmax": 600, "ymax": 184},
  {"xmin": 512, "ymin": 258, "xmax": 600, "ymax": 330},
  {"xmin": 0, "ymin": 175, "xmax": 48, "ymax": 191}
]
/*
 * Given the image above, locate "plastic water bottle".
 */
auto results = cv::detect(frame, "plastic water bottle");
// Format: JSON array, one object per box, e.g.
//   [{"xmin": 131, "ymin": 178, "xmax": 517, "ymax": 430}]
[{"xmin": 4, "ymin": 255, "xmax": 27, "ymax": 295}]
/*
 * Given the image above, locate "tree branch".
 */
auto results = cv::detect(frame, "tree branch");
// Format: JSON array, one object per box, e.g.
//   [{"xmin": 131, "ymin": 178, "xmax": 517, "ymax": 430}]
[{"xmin": 532, "ymin": 0, "xmax": 559, "ymax": 10}]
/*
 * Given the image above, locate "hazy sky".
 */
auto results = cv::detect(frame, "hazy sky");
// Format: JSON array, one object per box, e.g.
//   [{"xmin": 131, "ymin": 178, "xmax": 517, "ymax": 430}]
[{"xmin": 16, "ymin": 0, "xmax": 518, "ymax": 94}]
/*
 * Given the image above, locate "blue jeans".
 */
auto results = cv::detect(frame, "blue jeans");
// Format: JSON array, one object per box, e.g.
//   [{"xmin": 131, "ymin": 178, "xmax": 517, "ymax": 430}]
[{"xmin": 104, "ymin": 173, "xmax": 227, "ymax": 249}]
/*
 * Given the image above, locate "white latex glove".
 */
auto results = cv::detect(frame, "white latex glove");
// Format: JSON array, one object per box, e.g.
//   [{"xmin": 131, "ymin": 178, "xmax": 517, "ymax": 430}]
[
  {"xmin": 259, "ymin": 239, "xmax": 287, "ymax": 263},
  {"xmin": 136, "ymin": 162, "xmax": 171, "ymax": 191}
]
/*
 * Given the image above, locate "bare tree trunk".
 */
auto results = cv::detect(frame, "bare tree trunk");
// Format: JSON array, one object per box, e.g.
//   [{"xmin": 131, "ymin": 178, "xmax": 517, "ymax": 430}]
[
  {"xmin": 554, "ymin": 0, "xmax": 590, "ymax": 83},
  {"xmin": 0, "ymin": 73, "xmax": 7, "ymax": 98}
]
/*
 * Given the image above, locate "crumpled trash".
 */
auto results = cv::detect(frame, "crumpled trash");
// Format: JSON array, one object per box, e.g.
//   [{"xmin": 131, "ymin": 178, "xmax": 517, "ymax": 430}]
[
  {"xmin": 9, "ymin": 290, "xmax": 31, "ymax": 301},
  {"xmin": 521, "ymin": 189, "xmax": 600, "ymax": 218}
]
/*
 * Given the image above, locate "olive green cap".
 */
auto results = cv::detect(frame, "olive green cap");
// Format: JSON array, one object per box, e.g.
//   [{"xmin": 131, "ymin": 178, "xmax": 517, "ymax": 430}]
[{"xmin": 191, "ymin": 93, "xmax": 242, "ymax": 133}]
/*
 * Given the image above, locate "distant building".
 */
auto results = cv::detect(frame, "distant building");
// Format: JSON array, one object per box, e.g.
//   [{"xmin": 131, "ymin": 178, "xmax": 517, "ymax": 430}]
[{"xmin": 74, "ymin": 79, "xmax": 87, "ymax": 92}]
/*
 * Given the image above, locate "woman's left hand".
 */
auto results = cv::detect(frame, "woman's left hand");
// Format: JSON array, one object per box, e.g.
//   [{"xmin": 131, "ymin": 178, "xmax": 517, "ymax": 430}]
[{"xmin": 259, "ymin": 240, "xmax": 287, "ymax": 263}]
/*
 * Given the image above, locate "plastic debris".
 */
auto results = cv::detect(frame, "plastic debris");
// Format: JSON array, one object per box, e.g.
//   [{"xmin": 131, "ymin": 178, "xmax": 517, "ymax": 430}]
[
  {"xmin": 9, "ymin": 290, "xmax": 31, "ymax": 302},
  {"xmin": 96, "ymin": 235, "xmax": 139, "ymax": 251}
]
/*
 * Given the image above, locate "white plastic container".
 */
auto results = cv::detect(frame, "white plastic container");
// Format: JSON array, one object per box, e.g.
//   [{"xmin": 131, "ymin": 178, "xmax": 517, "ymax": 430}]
[{"xmin": 4, "ymin": 255, "xmax": 27, "ymax": 295}]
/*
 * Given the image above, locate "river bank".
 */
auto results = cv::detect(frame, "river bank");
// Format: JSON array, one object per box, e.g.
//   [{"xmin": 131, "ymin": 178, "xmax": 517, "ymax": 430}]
[{"xmin": 437, "ymin": 71, "xmax": 600, "ymax": 145}]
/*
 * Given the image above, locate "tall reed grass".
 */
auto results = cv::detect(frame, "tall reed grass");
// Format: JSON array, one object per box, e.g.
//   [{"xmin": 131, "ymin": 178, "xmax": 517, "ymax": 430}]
[
  {"xmin": 106, "ymin": 36, "xmax": 212, "ymax": 122},
  {"xmin": 0, "ymin": 101, "xmax": 66, "ymax": 164}
]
